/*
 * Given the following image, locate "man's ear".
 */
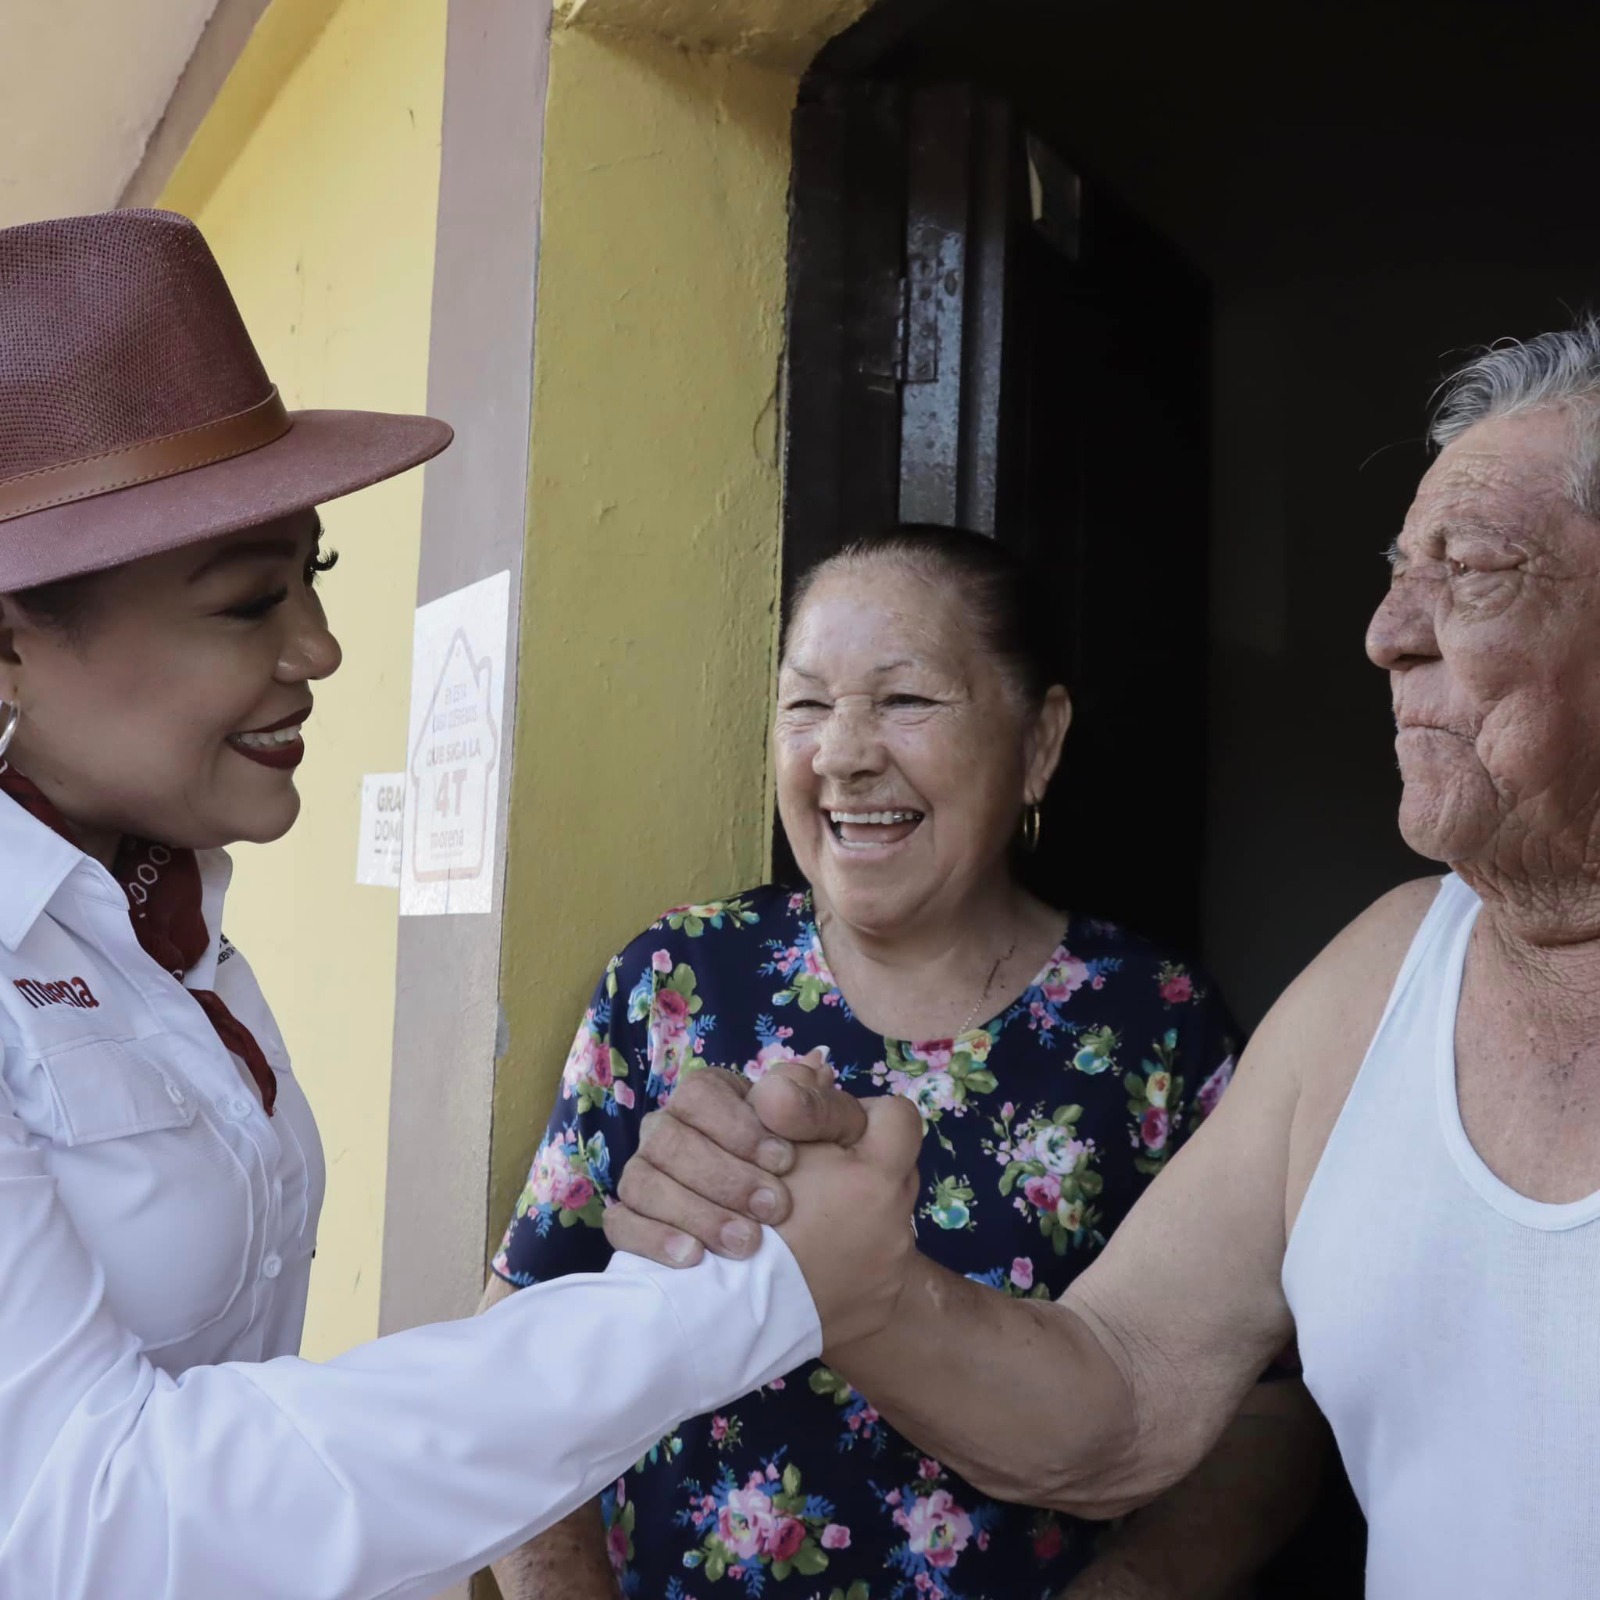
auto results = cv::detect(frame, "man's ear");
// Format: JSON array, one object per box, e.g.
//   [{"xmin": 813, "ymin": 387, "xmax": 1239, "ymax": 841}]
[{"xmin": 1023, "ymin": 684, "xmax": 1073, "ymax": 805}]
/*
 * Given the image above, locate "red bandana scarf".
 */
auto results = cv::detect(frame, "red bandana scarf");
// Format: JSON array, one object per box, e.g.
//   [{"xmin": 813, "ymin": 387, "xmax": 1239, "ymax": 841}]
[{"xmin": 0, "ymin": 763, "xmax": 277, "ymax": 1115}]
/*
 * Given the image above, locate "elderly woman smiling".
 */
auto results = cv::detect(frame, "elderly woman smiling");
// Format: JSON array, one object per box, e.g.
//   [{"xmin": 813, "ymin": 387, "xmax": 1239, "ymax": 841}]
[{"xmin": 481, "ymin": 529, "xmax": 1324, "ymax": 1600}]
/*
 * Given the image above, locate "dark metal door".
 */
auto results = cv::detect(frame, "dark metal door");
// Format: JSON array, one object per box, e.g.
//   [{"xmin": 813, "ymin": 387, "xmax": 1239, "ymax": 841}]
[{"xmin": 780, "ymin": 75, "xmax": 1212, "ymax": 956}]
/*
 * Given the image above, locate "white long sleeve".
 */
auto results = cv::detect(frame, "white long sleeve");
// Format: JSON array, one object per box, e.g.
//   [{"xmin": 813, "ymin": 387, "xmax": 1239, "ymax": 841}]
[{"xmin": 0, "ymin": 1080, "xmax": 821, "ymax": 1600}]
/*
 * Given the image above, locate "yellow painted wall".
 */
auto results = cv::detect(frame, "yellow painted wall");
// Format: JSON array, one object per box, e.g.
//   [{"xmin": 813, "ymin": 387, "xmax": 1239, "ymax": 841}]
[
  {"xmin": 161, "ymin": 0, "xmax": 447, "ymax": 1358},
  {"xmin": 491, "ymin": 29, "xmax": 798, "ymax": 1235}
]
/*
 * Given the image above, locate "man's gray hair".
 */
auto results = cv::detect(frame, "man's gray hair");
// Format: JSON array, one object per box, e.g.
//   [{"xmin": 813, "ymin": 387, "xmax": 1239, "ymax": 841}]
[{"xmin": 1431, "ymin": 317, "xmax": 1600, "ymax": 519}]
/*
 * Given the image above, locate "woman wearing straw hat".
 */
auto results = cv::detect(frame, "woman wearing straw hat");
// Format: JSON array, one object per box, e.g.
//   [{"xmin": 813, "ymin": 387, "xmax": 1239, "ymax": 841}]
[{"xmin": 0, "ymin": 208, "xmax": 919, "ymax": 1600}]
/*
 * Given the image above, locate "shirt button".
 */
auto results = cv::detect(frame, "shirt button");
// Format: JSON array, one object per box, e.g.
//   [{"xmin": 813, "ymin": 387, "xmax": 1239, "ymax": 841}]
[
  {"xmin": 261, "ymin": 1254, "xmax": 283, "ymax": 1280},
  {"xmin": 226, "ymin": 1095, "xmax": 254, "ymax": 1121},
  {"xmin": 164, "ymin": 1080, "xmax": 185, "ymax": 1106}
]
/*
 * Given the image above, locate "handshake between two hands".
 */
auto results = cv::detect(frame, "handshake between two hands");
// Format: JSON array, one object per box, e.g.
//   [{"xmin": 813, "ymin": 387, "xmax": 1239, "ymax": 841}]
[{"xmin": 602, "ymin": 1058, "xmax": 925, "ymax": 1349}]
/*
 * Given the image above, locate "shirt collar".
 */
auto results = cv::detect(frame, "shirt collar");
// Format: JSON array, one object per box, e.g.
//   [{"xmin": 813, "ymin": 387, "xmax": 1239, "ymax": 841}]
[
  {"xmin": 0, "ymin": 790, "xmax": 234, "ymax": 958},
  {"xmin": 0, "ymin": 788, "xmax": 94, "ymax": 950}
]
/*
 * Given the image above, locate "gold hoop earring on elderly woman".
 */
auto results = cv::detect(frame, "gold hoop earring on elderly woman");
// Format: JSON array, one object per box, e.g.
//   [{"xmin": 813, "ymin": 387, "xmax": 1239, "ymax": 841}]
[
  {"xmin": 1022, "ymin": 803, "xmax": 1042, "ymax": 854},
  {"xmin": 0, "ymin": 701, "xmax": 18, "ymax": 764}
]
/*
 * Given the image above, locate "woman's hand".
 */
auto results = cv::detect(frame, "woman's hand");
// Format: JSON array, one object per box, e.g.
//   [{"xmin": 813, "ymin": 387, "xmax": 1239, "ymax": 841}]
[{"xmin": 604, "ymin": 1059, "xmax": 925, "ymax": 1349}]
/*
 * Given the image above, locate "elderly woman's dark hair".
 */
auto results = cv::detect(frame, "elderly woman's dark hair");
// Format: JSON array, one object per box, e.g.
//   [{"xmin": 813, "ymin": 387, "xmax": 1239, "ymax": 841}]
[{"xmin": 783, "ymin": 525, "xmax": 1066, "ymax": 704}]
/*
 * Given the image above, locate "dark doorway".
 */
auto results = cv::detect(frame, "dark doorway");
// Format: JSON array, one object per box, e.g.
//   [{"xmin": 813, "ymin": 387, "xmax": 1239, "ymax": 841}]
[{"xmin": 780, "ymin": 81, "xmax": 1213, "ymax": 956}]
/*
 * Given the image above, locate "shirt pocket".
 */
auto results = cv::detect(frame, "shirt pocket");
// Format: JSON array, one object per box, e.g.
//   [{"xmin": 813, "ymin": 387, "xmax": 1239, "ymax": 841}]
[
  {"xmin": 38, "ymin": 1037, "xmax": 255, "ymax": 1352},
  {"xmin": 41, "ymin": 1037, "xmax": 196, "ymax": 1143}
]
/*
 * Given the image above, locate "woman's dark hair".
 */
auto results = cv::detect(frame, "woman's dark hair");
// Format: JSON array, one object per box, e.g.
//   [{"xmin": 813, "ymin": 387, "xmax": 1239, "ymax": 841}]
[
  {"xmin": 7, "ymin": 572, "xmax": 99, "ymax": 637},
  {"xmin": 3, "ymin": 572, "xmax": 100, "ymax": 640},
  {"xmin": 782, "ymin": 525, "xmax": 1065, "ymax": 703}
]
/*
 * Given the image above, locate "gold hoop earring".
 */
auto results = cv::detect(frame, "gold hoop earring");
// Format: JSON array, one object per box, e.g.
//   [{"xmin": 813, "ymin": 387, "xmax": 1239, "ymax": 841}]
[
  {"xmin": 1022, "ymin": 802, "xmax": 1042, "ymax": 854},
  {"xmin": 0, "ymin": 701, "xmax": 18, "ymax": 764}
]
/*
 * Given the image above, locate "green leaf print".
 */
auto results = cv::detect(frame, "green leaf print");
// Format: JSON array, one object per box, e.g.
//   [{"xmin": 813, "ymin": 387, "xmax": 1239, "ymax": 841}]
[
  {"xmin": 1073, "ymin": 1025, "xmax": 1120, "ymax": 1076},
  {"xmin": 557, "ymin": 1193, "xmax": 606, "ymax": 1229},
  {"xmin": 791, "ymin": 1541, "xmax": 830, "ymax": 1576},
  {"xmin": 663, "ymin": 896, "xmax": 760, "ymax": 936},
  {"xmin": 788, "ymin": 972, "xmax": 831, "ymax": 1012},
  {"xmin": 632, "ymin": 1431, "xmax": 683, "ymax": 1473},
  {"xmin": 828, "ymin": 1585, "xmax": 872, "ymax": 1600},
  {"xmin": 665, "ymin": 963, "xmax": 703, "ymax": 1015},
  {"xmin": 922, "ymin": 1173, "xmax": 977, "ymax": 1231},
  {"xmin": 809, "ymin": 1366, "xmax": 853, "ymax": 1404}
]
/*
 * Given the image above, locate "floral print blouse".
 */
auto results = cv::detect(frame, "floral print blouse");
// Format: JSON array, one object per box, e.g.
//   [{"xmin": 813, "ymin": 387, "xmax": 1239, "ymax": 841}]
[{"xmin": 493, "ymin": 885, "xmax": 1241, "ymax": 1600}]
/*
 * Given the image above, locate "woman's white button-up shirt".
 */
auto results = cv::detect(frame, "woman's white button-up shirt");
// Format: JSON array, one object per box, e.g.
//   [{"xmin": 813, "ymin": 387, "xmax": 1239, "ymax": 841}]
[{"xmin": 0, "ymin": 794, "xmax": 821, "ymax": 1599}]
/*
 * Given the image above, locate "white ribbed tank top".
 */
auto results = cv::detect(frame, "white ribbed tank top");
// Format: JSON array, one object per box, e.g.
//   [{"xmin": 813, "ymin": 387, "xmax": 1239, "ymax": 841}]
[{"xmin": 1284, "ymin": 874, "xmax": 1600, "ymax": 1598}]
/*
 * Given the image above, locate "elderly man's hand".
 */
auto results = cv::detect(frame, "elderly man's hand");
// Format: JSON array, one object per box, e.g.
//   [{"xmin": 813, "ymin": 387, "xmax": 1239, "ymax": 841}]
[
  {"xmin": 604, "ymin": 1060, "xmax": 924, "ymax": 1347},
  {"xmin": 604, "ymin": 1057, "xmax": 863, "ymax": 1261}
]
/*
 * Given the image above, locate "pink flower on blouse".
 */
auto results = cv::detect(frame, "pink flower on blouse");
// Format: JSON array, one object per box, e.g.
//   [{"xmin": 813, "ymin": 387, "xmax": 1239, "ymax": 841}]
[
  {"xmin": 746, "ymin": 1040, "xmax": 831, "ymax": 1082},
  {"xmin": 898, "ymin": 1489, "xmax": 973, "ymax": 1570},
  {"xmin": 1198, "ymin": 1055, "xmax": 1237, "ymax": 1118},
  {"xmin": 763, "ymin": 1517, "xmax": 806, "ymax": 1562},
  {"xmin": 1040, "ymin": 955, "xmax": 1089, "ymax": 1003},
  {"xmin": 655, "ymin": 989, "xmax": 689, "ymax": 1026},
  {"xmin": 606, "ymin": 1520, "xmax": 629, "ymax": 1572},
  {"xmin": 651, "ymin": 949, "xmax": 673, "ymax": 973},
  {"xmin": 1010, "ymin": 1256, "xmax": 1034, "ymax": 1290},
  {"xmin": 1022, "ymin": 1174, "xmax": 1061, "ymax": 1211},
  {"xmin": 1141, "ymin": 1107, "xmax": 1169, "ymax": 1152},
  {"xmin": 1159, "ymin": 972, "xmax": 1194, "ymax": 1005},
  {"xmin": 718, "ymin": 1486, "xmax": 775, "ymax": 1561},
  {"xmin": 822, "ymin": 1523, "xmax": 852, "ymax": 1550}
]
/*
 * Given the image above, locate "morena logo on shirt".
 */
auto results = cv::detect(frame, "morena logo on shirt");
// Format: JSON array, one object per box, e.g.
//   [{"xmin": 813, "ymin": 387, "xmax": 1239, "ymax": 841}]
[{"xmin": 12, "ymin": 976, "xmax": 100, "ymax": 1011}]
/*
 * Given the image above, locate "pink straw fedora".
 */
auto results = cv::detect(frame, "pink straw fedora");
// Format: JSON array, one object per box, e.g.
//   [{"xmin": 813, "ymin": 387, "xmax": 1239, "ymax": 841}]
[{"xmin": 0, "ymin": 208, "xmax": 452, "ymax": 590}]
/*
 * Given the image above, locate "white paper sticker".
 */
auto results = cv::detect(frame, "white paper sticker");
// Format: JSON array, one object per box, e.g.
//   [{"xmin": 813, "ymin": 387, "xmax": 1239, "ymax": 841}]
[
  {"xmin": 400, "ymin": 570, "xmax": 510, "ymax": 916},
  {"xmin": 356, "ymin": 773, "xmax": 405, "ymax": 888}
]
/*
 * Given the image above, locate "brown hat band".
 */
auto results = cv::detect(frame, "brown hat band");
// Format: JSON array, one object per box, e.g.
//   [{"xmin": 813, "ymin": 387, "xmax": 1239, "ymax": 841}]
[{"xmin": 0, "ymin": 388, "xmax": 291, "ymax": 525}]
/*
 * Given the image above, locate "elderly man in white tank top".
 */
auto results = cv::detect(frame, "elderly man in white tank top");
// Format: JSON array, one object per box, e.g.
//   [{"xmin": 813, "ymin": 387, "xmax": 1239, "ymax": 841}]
[{"xmin": 603, "ymin": 324, "xmax": 1600, "ymax": 1597}]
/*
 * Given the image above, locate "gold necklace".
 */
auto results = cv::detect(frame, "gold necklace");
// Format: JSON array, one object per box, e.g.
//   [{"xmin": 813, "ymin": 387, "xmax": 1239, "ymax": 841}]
[{"xmin": 954, "ymin": 934, "xmax": 1018, "ymax": 1037}]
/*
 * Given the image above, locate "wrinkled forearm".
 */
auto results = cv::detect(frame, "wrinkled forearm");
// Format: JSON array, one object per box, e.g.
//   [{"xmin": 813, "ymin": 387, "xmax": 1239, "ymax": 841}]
[
  {"xmin": 1058, "ymin": 1379, "xmax": 1329, "ymax": 1599},
  {"xmin": 489, "ymin": 1501, "xmax": 618, "ymax": 1600},
  {"xmin": 827, "ymin": 1255, "xmax": 1148, "ymax": 1517}
]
